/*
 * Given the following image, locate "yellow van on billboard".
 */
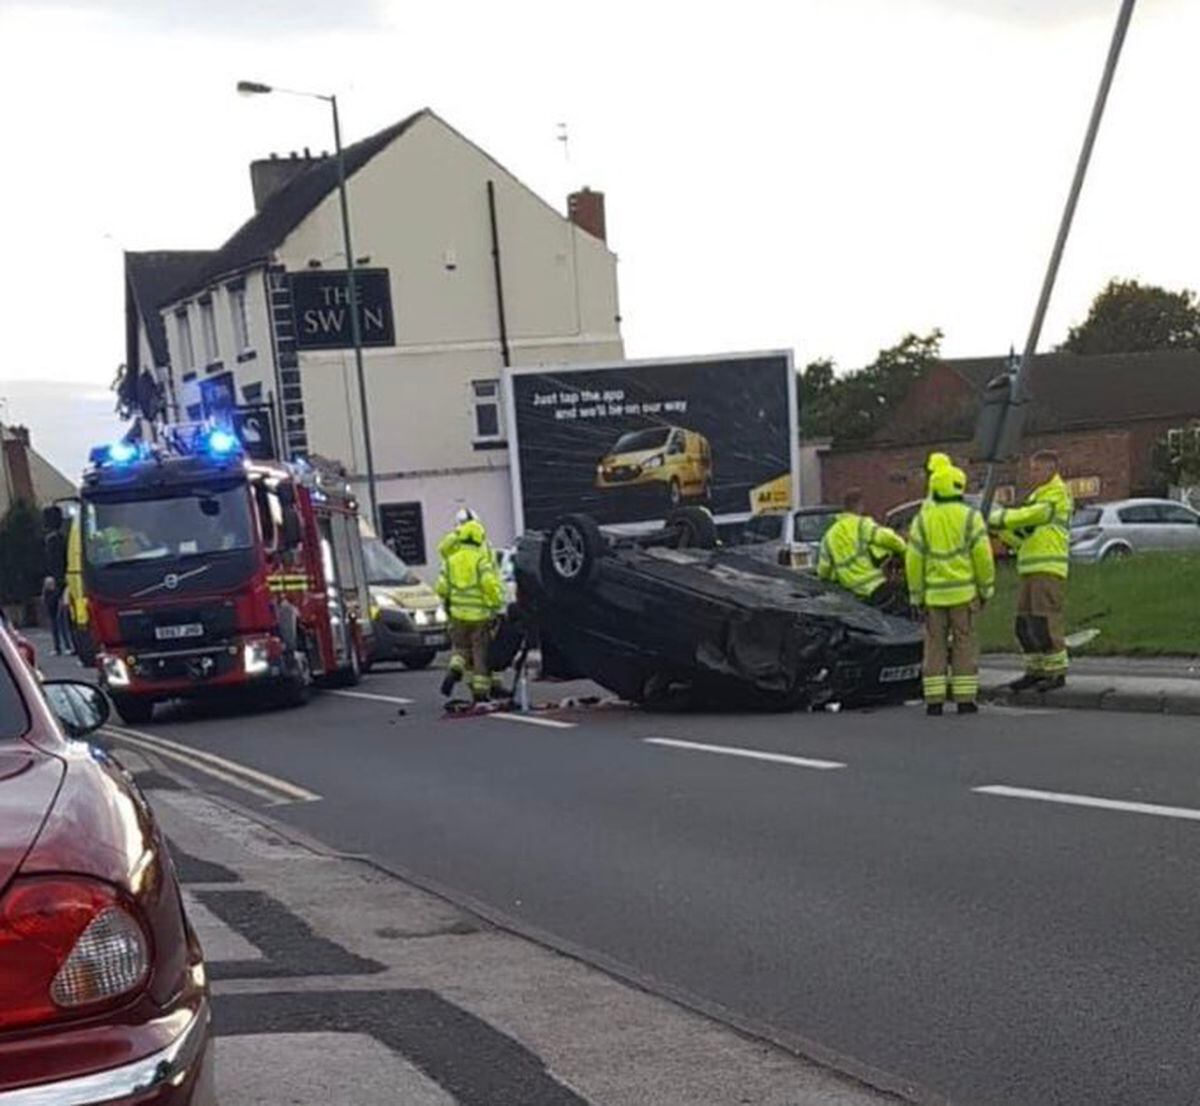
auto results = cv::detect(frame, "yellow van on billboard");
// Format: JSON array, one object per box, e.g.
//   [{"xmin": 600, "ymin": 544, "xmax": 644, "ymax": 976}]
[{"xmin": 595, "ymin": 426, "xmax": 712, "ymax": 507}]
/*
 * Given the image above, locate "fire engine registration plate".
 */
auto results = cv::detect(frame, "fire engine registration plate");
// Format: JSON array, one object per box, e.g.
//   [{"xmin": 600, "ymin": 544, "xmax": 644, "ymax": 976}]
[
  {"xmin": 155, "ymin": 623, "xmax": 204, "ymax": 641},
  {"xmin": 879, "ymin": 663, "xmax": 922, "ymax": 683}
]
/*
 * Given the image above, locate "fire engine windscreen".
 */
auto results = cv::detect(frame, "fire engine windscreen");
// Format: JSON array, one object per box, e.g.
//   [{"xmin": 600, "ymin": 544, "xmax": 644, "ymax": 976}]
[{"xmin": 83, "ymin": 488, "xmax": 255, "ymax": 567}]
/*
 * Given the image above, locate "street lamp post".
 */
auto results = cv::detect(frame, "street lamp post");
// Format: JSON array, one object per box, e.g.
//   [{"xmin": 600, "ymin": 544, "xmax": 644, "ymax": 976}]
[{"xmin": 237, "ymin": 80, "xmax": 379, "ymax": 529}]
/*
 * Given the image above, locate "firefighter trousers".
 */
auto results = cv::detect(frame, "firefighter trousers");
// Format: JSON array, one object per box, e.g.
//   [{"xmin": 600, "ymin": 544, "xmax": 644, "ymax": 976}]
[
  {"xmin": 922, "ymin": 601, "xmax": 980, "ymax": 705},
  {"xmin": 449, "ymin": 619, "xmax": 495, "ymax": 700},
  {"xmin": 1015, "ymin": 574, "xmax": 1067, "ymax": 677}
]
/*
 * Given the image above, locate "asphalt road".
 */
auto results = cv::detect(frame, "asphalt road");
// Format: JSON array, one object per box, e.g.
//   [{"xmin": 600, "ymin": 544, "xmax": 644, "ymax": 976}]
[{"xmin": 85, "ymin": 660, "xmax": 1200, "ymax": 1106}]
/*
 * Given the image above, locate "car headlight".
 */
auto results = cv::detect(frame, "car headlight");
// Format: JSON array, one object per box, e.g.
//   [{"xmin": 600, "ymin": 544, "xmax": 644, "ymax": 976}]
[
  {"xmin": 243, "ymin": 640, "xmax": 270, "ymax": 676},
  {"xmin": 100, "ymin": 654, "xmax": 130, "ymax": 687},
  {"xmin": 643, "ymin": 454, "xmax": 664, "ymax": 470},
  {"xmin": 435, "ymin": 605, "xmax": 448, "ymax": 623},
  {"xmin": 373, "ymin": 591, "xmax": 400, "ymax": 609}
]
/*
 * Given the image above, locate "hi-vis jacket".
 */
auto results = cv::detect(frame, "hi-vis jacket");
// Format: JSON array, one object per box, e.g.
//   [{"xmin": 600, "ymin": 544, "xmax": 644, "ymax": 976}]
[
  {"xmin": 906, "ymin": 499, "xmax": 996, "ymax": 608},
  {"xmin": 436, "ymin": 528, "xmax": 503, "ymax": 623},
  {"xmin": 989, "ymin": 474, "xmax": 1074, "ymax": 579},
  {"xmin": 817, "ymin": 513, "xmax": 906, "ymax": 598}
]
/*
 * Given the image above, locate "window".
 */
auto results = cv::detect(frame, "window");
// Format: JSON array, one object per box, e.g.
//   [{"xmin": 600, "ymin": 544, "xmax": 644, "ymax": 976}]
[
  {"xmin": 471, "ymin": 379, "xmax": 504, "ymax": 442},
  {"xmin": 1161, "ymin": 504, "xmax": 1200, "ymax": 525},
  {"xmin": 740, "ymin": 514, "xmax": 784, "ymax": 544},
  {"xmin": 199, "ymin": 298, "xmax": 219, "ymax": 364},
  {"xmin": 185, "ymin": 403, "xmax": 202, "ymax": 421},
  {"xmin": 176, "ymin": 310, "xmax": 195, "ymax": 371},
  {"xmin": 229, "ymin": 283, "xmax": 251, "ymax": 351},
  {"xmin": 1118, "ymin": 505, "xmax": 1161, "ymax": 524},
  {"xmin": 241, "ymin": 382, "xmax": 263, "ymax": 403},
  {"xmin": 795, "ymin": 511, "xmax": 839, "ymax": 544},
  {"xmin": 1071, "ymin": 507, "xmax": 1103, "ymax": 529}
]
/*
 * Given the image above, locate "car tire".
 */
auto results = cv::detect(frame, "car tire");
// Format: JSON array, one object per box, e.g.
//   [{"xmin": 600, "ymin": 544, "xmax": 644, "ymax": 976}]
[
  {"xmin": 667, "ymin": 506, "xmax": 718, "ymax": 550},
  {"xmin": 332, "ymin": 640, "xmax": 362, "ymax": 687},
  {"xmin": 402, "ymin": 650, "xmax": 438, "ymax": 670},
  {"xmin": 1102, "ymin": 544, "xmax": 1132, "ymax": 561},
  {"xmin": 111, "ymin": 694, "xmax": 154, "ymax": 725},
  {"xmin": 543, "ymin": 513, "xmax": 606, "ymax": 588}
]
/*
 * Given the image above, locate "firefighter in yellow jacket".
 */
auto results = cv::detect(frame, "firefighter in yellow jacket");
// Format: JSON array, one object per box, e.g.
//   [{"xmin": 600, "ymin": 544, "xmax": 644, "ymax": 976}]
[
  {"xmin": 907, "ymin": 465, "xmax": 996, "ymax": 716},
  {"xmin": 817, "ymin": 488, "xmax": 907, "ymax": 613},
  {"xmin": 989, "ymin": 449, "xmax": 1074, "ymax": 691},
  {"xmin": 436, "ymin": 518, "xmax": 505, "ymax": 702}
]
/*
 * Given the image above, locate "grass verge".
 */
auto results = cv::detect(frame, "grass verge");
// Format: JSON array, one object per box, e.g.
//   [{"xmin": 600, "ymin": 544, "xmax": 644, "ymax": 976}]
[{"xmin": 979, "ymin": 553, "xmax": 1200, "ymax": 656}]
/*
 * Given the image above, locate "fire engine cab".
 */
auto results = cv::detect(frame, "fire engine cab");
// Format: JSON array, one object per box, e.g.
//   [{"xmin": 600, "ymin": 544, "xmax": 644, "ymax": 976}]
[{"xmin": 80, "ymin": 426, "xmax": 373, "ymax": 724}]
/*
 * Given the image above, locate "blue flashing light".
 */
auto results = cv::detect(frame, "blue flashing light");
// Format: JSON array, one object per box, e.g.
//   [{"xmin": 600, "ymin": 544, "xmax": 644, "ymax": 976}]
[
  {"xmin": 206, "ymin": 429, "xmax": 239, "ymax": 456},
  {"xmin": 107, "ymin": 441, "xmax": 138, "ymax": 465}
]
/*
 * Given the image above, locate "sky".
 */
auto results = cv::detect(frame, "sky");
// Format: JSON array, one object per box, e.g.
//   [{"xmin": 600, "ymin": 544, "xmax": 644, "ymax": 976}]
[{"xmin": 0, "ymin": 0, "xmax": 1195, "ymax": 479}]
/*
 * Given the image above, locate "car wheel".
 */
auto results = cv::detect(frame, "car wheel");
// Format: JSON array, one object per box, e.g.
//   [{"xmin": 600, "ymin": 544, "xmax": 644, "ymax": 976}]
[
  {"xmin": 111, "ymin": 694, "xmax": 154, "ymax": 725},
  {"xmin": 402, "ymin": 650, "xmax": 438, "ymax": 670},
  {"xmin": 667, "ymin": 506, "xmax": 718, "ymax": 549},
  {"xmin": 1102, "ymin": 544, "xmax": 1132, "ymax": 561},
  {"xmin": 543, "ymin": 513, "xmax": 606, "ymax": 587}
]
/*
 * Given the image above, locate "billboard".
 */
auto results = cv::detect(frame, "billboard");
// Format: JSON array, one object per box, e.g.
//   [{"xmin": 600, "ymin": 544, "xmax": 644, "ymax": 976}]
[{"xmin": 504, "ymin": 352, "xmax": 797, "ymax": 533}]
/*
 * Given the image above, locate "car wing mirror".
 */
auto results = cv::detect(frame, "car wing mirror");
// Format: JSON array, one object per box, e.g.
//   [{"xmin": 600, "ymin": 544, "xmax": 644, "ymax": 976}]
[{"xmin": 42, "ymin": 680, "xmax": 111, "ymax": 738}]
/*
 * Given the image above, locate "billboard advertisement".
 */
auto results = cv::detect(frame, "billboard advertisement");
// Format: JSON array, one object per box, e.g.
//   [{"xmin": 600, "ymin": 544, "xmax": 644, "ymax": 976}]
[{"xmin": 504, "ymin": 351, "xmax": 797, "ymax": 533}]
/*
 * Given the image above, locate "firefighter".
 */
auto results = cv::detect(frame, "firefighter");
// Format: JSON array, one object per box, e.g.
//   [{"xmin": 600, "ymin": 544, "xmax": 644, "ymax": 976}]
[
  {"xmin": 817, "ymin": 488, "xmax": 907, "ymax": 613},
  {"xmin": 436, "ymin": 518, "xmax": 505, "ymax": 702},
  {"xmin": 989, "ymin": 449, "xmax": 1074, "ymax": 691},
  {"xmin": 926, "ymin": 451, "xmax": 952, "ymax": 497},
  {"xmin": 907, "ymin": 464, "xmax": 995, "ymax": 716}
]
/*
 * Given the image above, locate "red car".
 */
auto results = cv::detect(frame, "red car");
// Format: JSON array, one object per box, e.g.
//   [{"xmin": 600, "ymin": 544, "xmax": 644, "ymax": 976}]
[{"xmin": 0, "ymin": 625, "xmax": 214, "ymax": 1103}]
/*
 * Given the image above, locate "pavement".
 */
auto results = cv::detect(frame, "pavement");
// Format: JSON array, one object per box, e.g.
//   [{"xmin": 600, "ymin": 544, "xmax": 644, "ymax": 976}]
[
  {"xmin": 980, "ymin": 653, "xmax": 1200, "ymax": 715},
  {"xmin": 32, "ymin": 636, "xmax": 1200, "ymax": 1105}
]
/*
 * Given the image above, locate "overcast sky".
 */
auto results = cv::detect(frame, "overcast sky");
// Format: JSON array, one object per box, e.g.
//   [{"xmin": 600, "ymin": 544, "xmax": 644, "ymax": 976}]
[{"xmin": 0, "ymin": 0, "xmax": 1194, "ymax": 478}]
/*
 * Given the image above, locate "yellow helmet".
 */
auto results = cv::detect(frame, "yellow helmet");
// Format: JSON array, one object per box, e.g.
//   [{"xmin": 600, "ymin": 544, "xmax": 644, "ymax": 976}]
[
  {"xmin": 458, "ymin": 519, "xmax": 486, "ymax": 545},
  {"xmin": 930, "ymin": 464, "xmax": 967, "ymax": 500},
  {"xmin": 926, "ymin": 451, "xmax": 952, "ymax": 475}
]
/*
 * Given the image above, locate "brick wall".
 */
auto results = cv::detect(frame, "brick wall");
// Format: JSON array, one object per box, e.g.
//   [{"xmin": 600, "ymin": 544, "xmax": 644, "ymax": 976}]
[{"xmin": 821, "ymin": 428, "xmax": 1134, "ymax": 517}]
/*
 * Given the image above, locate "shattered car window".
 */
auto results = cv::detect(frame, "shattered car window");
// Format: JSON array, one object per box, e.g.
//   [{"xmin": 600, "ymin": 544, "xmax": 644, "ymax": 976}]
[
  {"xmin": 740, "ymin": 515, "xmax": 784, "ymax": 544},
  {"xmin": 795, "ymin": 512, "xmax": 838, "ymax": 543}
]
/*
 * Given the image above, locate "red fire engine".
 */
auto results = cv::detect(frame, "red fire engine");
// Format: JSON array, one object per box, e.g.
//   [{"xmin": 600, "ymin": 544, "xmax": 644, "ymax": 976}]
[{"xmin": 80, "ymin": 427, "xmax": 373, "ymax": 725}]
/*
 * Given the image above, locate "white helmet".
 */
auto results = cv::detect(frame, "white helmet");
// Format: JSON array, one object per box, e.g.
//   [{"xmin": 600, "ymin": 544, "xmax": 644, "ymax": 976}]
[{"xmin": 455, "ymin": 507, "xmax": 479, "ymax": 525}]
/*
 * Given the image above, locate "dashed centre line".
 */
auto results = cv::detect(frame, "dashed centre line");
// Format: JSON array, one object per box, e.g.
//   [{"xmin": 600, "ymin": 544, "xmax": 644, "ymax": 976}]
[
  {"xmin": 974, "ymin": 784, "xmax": 1200, "ymax": 823},
  {"xmin": 329, "ymin": 690, "xmax": 415, "ymax": 706},
  {"xmin": 643, "ymin": 737, "xmax": 846, "ymax": 771}
]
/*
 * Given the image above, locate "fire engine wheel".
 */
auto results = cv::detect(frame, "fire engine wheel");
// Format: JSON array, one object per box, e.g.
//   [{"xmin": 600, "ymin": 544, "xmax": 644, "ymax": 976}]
[
  {"xmin": 279, "ymin": 640, "xmax": 314, "ymax": 708},
  {"xmin": 111, "ymin": 694, "xmax": 155, "ymax": 725},
  {"xmin": 327, "ymin": 640, "xmax": 362, "ymax": 688}
]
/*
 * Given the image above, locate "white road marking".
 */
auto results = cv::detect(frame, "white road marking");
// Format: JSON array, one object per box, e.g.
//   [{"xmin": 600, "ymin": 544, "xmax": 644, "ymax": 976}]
[
  {"xmin": 974, "ymin": 784, "xmax": 1200, "ymax": 823},
  {"xmin": 103, "ymin": 725, "xmax": 320, "ymax": 804},
  {"xmin": 643, "ymin": 737, "xmax": 846, "ymax": 770},
  {"xmin": 329, "ymin": 689, "xmax": 415, "ymax": 706},
  {"xmin": 488, "ymin": 713, "xmax": 577, "ymax": 730}
]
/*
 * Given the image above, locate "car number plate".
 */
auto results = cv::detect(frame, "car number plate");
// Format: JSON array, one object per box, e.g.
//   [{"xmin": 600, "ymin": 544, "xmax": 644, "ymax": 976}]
[
  {"xmin": 155, "ymin": 623, "xmax": 204, "ymax": 641},
  {"xmin": 879, "ymin": 663, "xmax": 922, "ymax": 683},
  {"xmin": 423, "ymin": 632, "xmax": 448, "ymax": 648}
]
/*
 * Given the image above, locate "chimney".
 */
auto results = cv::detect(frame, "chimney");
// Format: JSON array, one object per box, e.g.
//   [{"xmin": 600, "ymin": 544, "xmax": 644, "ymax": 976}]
[
  {"xmin": 249, "ymin": 151, "xmax": 319, "ymax": 212},
  {"xmin": 567, "ymin": 187, "xmax": 607, "ymax": 242}
]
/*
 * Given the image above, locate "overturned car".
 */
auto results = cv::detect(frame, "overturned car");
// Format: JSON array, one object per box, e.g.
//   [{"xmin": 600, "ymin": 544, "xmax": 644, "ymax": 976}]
[{"xmin": 508, "ymin": 509, "xmax": 922, "ymax": 710}]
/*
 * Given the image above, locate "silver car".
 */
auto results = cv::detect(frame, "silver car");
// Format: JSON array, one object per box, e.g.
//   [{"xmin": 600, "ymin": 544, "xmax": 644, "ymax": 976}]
[{"xmin": 1070, "ymin": 498, "xmax": 1200, "ymax": 562}]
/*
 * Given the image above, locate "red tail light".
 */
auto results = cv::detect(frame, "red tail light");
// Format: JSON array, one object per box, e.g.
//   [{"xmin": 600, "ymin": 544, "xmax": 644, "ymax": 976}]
[{"xmin": 0, "ymin": 877, "xmax": 150, "ymax": 1031}]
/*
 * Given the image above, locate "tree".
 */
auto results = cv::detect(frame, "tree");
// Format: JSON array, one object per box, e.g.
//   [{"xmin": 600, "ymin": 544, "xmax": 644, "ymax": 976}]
[
  {"xmin": 0, "ymin": 500, "xmax": 45, "ymax": 607},
  {"xmin": 1059, "ymin": 279, "xmax": 1200, "ymax": 355},
  {"xmin": 801, "ymin": 330, "xmax": 944, "ymax": 443}
]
